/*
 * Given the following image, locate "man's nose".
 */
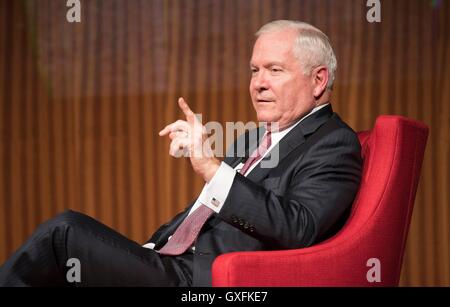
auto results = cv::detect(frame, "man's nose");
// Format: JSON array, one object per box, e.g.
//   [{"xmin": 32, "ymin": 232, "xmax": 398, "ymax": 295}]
[{"xmin": 252, "ymin": 71, "xmax": 269, "ymax": 91}]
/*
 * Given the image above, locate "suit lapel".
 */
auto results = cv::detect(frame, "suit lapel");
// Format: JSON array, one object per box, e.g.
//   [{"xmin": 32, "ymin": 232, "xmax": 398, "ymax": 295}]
[{"xmin": 223, "ymin": 125, "xmax": 266, "ymax": 167}]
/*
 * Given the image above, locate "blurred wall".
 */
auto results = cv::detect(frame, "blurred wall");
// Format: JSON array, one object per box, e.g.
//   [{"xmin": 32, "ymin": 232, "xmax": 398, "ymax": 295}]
[{"xmin": 0, "ymin": 0, "xmax": 449, "ymax": 286}]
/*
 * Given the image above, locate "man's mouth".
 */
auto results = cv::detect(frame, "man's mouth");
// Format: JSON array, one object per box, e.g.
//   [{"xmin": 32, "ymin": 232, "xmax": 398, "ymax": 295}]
[{"xmin": 256, "ymin": 99, "xmax": 274, "ymax": 103}]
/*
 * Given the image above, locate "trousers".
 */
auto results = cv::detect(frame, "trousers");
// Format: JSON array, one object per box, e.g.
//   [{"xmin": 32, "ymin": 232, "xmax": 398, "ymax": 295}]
[{"xmin": 0, "ymin": 210, "xmax": 193, "ymax": 286}]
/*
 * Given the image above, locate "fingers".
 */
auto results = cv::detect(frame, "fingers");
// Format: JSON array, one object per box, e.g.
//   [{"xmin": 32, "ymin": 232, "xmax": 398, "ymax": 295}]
[
  {"xmin": 178, "ymin": 97, "xmax": 197, "ymax": 123},
  {"xmin": 169, "ymin": 137, "xmax": 190, "ymax": 158},
  {"xmin": 170, "ymin": 130, "xmax": 192, "ymax": 141},
  {"xmin": 159, "ymin": 97, "xmax": 200, "ymax": 137},
  {"xmin": 160, "ymin": 97, "xmax": 208, "ymax": 159},
  {"xmin": 159, "ymin": 119, "xmax": 190, "ymax": 136}
]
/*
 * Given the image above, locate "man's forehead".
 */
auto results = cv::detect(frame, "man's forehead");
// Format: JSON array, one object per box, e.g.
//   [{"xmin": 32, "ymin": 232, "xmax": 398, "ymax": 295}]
[
  {"xmin": 249, "ymin": 60, "xmax": 285, "ymax": 67},
  {"xmin": 250, "ymin": 37, "xmax": 296, "ymax": 65}
]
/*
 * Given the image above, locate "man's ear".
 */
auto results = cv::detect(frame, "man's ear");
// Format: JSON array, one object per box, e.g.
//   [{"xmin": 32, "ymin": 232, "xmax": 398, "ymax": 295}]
[{"xmin": 312, "ymin": 66, "xmax": 329, "ymax": 98}]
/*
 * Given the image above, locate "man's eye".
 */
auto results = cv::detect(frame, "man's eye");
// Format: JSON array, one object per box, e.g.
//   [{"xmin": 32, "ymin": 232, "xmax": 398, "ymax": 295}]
[
  {"xmin": 271, "ymin": 68, "xmax": 282, "ymax": 73},
  {"xmin": 251, "ymin": 68, "xmax": 258, "ymax": 74}
]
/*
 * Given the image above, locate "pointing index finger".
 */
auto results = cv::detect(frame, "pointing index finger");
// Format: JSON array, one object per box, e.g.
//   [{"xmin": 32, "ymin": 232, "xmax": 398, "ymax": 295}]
[{"xmin": 178, "ymin": 97, "xmax": 196, "ymax": 123}]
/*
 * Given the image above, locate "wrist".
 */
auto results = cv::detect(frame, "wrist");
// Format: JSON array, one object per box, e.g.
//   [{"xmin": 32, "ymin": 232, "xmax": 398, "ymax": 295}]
[{"xmin": 203, "ymin": 159, "xmax": 221, "ymax": 183}]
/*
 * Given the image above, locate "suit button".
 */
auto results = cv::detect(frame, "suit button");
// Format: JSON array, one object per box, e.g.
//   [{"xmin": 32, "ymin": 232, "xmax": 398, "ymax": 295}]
[
  {"xmin": 244, "ymin": 223, "xmax": 250, "ymax": 229},
  {"xmin": 249, "ymin": 227, "xmax": 255, "ymax": 232},
  {"xmin": 238, "ymin": 219, "xmax": 244, "ymax": 226}
]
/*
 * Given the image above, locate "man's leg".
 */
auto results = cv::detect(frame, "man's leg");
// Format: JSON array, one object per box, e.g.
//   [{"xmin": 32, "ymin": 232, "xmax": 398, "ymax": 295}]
[{"xmin": 0, "ymin": 210, "xmax": 192, "ymax": 286}]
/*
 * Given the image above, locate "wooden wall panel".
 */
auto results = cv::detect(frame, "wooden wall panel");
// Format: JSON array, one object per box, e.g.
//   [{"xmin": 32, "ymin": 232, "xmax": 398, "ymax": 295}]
[{"xmin": 0, "ymin": 0, "xmax": 449, "ymax": 286}]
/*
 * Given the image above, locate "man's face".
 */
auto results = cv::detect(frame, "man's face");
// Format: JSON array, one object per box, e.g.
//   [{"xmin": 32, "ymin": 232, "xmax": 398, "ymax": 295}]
[{"xmin": 249, "ymin": 29, "xmax": 316, "ymax": 130}]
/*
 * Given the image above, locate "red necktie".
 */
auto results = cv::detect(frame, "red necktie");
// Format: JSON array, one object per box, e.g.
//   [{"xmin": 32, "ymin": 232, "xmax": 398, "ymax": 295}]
[{"xmin": 158, "ymin": 131, "xmax": 272, "ymax": 255}]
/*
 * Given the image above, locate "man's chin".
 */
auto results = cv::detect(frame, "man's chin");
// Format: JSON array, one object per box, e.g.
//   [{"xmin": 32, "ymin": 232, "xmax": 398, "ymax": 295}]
[{"xmin": 256, "ymin": 114, "xmax": 277, "ymax": 124}]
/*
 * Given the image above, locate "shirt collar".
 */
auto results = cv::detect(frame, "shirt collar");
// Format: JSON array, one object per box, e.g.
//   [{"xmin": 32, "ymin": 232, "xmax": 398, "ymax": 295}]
[{"xmin": 267, "ymin": 103, "xmax": 330, "ymax": 144}]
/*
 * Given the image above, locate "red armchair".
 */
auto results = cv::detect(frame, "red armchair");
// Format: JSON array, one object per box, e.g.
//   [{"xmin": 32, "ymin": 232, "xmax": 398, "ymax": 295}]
[{"xmin": 212, "ymin": 115, "xmax": 429, "ymax": 287}]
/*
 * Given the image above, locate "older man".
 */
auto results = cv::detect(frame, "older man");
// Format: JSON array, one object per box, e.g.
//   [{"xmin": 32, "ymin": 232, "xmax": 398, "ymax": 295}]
[{"xmin": 0, "ymin": 20, "xmax": 361, "ymax": 287}]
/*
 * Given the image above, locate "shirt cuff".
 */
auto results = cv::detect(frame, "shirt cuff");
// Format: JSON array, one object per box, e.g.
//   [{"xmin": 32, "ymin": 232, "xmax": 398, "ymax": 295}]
[{"xmin": 198, "ymin": 162, "xmax": 236, "ymax": 213}]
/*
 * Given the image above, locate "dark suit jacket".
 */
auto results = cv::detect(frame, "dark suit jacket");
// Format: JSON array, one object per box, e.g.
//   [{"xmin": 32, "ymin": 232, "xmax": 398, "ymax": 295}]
[{"xmin": 146, "ymin": 104, "xmax": 362, "ymax": 286}]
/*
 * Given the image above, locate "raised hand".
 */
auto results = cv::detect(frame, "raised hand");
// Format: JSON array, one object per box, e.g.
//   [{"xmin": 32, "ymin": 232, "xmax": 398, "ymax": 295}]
[{"xmin": 159, "ymin": 97, "xmax": 220, "ymax": 182}]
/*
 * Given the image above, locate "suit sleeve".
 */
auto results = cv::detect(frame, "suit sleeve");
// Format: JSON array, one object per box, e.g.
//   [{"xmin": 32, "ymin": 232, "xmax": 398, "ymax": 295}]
[{"xmin": 217, "ymin": 128, "xmax": 362, "ymax": 249}]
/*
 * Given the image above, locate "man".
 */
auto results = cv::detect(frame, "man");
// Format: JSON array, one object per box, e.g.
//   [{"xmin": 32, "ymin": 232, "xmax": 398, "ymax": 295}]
[{"xmin": 0, "ymin": 20, "xmax": 362, "ymax": 287}]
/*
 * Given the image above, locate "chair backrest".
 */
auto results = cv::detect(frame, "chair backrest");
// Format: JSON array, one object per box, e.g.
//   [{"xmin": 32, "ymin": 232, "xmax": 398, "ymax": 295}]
[{"xmin": 332, "ymin": 115, "xmax": 428, "ymax": 285}]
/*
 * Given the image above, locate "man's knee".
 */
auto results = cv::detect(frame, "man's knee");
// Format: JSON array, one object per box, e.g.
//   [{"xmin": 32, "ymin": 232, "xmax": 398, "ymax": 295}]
[{"xmin": 37, "ymin": 209, "xmax": 90, "ymax": 233}]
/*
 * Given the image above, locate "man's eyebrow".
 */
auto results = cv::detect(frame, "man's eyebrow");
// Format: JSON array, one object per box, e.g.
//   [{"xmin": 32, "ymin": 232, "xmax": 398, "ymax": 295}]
[
  {"xmin": 249, "ymin": 62, "xmax": 285, "ymax": 67},
  {"xmin": 265, "ymin": 61, "xmax": 285, "ymax": 67}
]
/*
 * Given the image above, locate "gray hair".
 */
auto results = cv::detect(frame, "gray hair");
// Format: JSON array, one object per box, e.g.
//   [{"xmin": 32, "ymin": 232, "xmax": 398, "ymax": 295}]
[{"xmin": 255, "ymin": 20, "xmax": 337, "ymax": 90}]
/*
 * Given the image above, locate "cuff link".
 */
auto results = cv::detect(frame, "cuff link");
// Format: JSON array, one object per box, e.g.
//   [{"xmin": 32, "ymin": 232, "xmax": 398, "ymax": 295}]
[{"xmin": 211, "ymin": 197, "xmax": 221, "ymax": 207}]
